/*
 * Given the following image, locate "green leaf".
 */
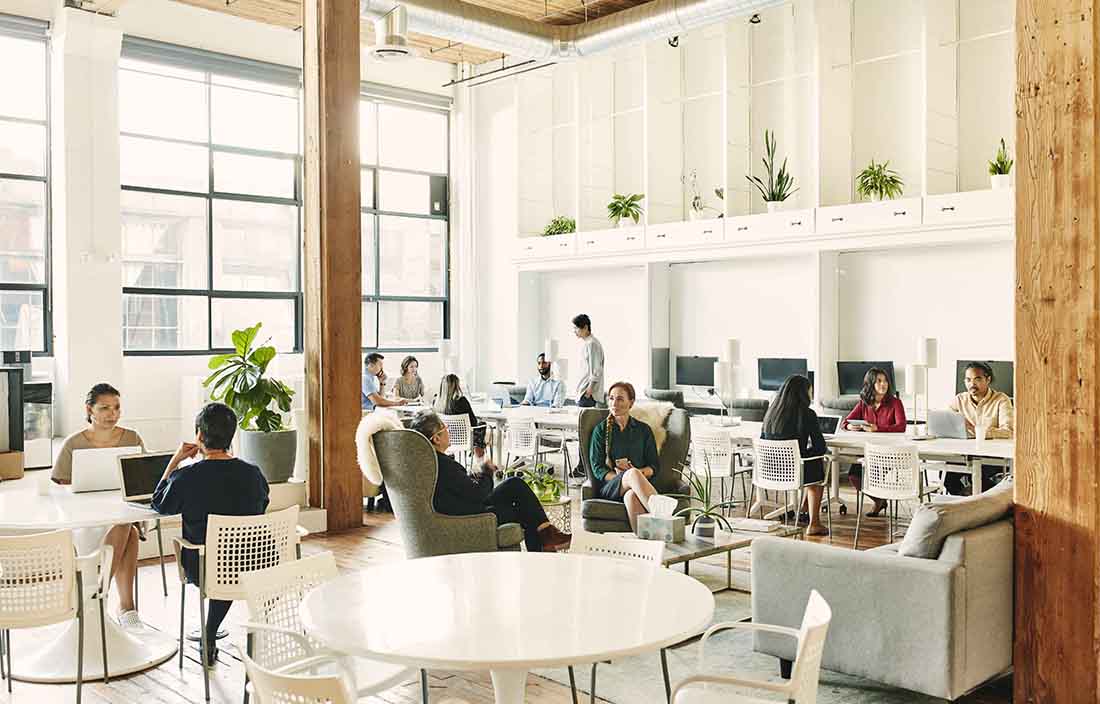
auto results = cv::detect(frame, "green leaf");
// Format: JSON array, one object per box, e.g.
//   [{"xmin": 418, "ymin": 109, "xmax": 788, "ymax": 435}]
[
  {"xmin": 207, "ymin": 353, "xmax": 237, "ymax": 370},
  {"xmin": 248, "ymin": 344, "xmax": 277, "ymax": 371},
  {"xmin": 232, "ymin": 323, "xmax": 261, "ymax": 356}
]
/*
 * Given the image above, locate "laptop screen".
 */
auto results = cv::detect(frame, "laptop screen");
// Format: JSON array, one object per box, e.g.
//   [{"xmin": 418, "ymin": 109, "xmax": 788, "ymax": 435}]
[
  {"xmin": 818, "ymin": 416, "xmax": 840, "ymax": 434},
  {"xmin": 119, "ymin": 453, "xmax": 173, "ymax": 499}
]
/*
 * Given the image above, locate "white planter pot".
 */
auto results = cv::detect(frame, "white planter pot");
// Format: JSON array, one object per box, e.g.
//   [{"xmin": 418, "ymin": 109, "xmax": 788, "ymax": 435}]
[
  {"xmin": 991, "ymin": 174, "xmax": 1011, "ymax": 190},
  {"xmin": 238, "ymin": 427, "xmax": 297, "ymax": 484},
  {"xmin": 766, "ymin": 201, "xmax": 780, "ymax": 214},
  {"xmin": 617, "ymin": 218, "xmax": 635, "ymax": 229}
]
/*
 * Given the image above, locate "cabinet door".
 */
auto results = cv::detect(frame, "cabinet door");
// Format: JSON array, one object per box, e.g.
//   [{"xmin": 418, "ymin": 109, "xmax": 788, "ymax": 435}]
[{"xmin": 924, "ymin": 189, "xmax": 1013, "ymax": 226}]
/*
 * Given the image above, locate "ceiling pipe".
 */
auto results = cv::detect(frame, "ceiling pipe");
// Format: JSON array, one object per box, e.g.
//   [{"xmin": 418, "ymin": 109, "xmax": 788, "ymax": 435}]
[{"xmin": 360, "ymin": 0, "xmax": 786, "ymax": 61}]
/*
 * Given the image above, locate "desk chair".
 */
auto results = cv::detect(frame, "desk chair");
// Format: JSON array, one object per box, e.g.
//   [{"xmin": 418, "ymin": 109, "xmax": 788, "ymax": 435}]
[
  {"xmin": 439, "ymin": 413, "xmax": 486, "ymax": 468},
  {"xmin": 691, "ymin": 427, "xmax": 750, "ymax": 515},
  {"xmin": 855, "ymin": 444, "xmax": 944, "ymax": 548},
  {"xmin": 240, "ymin": 648, "xmax": 356, "ymax": 704},
  {"xmin": 750, "ymin": 439, "xmax": 833, "ymax": 540}
]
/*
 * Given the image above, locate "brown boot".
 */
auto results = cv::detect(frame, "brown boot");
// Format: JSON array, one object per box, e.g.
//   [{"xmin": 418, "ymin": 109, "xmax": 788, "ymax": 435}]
[
  {"xmin": 537, "ymin": 524, "xmax": 572, "ymax": 552},
  {"xmin": 866, "ymin": 498, "xmax": 888, "ymax": 517}
]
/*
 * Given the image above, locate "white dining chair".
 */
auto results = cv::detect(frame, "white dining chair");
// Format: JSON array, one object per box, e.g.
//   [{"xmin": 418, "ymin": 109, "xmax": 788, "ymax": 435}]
[
  {"xmin": 0, "ymin": 530, "xmax": 112, "ymax": 704},
  {"xmin": 855, "ymin": 443, "xmax": 944, "ymax": 548},
  {"xmin": 750, "ymin": 439, "xmax": 833, "ymax": 539},
  {"xmin": 568, "ymin": 531, "xmax": 667, "ymax": 703},
  {"xmin": 670, "ymin": 590, "xmax": 832, "ymax": 704},
  {"xmin": 240, "ymin": 647, "xmax": 356, "ymax": 704},
  {"xmin": 691, "ymin": 427, "xmax": 750, "ymax": 515},
  {"xmin": 504, "ymin": 419, "xmax": 541, "ymax": 469},
  {"xmin": 173, "ymin": 506, "xmax": 303, "ymax": 702},
  {"xmin": 240, "ymin": 551, "xmax": 419, "ymax": 704},
  {"xmin": 440, "ymin": 413, "xmax": 486, "ymax": 467}
]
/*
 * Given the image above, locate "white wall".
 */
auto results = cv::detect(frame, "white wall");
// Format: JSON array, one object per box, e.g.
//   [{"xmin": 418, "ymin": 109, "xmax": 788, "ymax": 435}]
[
  {"xmin": 837, "ymin": 241, "xmax": 1015, "ymax": 408},
  {"xmin": 669, "ymin": 255, "xmax": 819, "ymax": 394}
]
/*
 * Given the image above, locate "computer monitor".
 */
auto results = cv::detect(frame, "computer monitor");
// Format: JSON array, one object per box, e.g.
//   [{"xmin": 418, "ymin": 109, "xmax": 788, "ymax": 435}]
[
  {"xmin": 955, "ymin": 360, "xmax": 1014, "ymax": 397},
  {"xmin": 837, "ymin": 361, "xmax": 895, "ymax": 395},
  {"xmin": 676, "ymin": 355, "xmax": 717, "ymax": 387},
  {"xmin": 757, "ymin": 358, "xmax": 808, "ymax": 392}
]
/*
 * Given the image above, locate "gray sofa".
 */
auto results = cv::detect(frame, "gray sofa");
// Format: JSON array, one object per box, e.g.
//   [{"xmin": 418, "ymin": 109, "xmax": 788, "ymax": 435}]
[
  {"xmin": 728, "ymin": 398, "xmax": 769, "ymax": 422},
  {"xmin": 579, "ymin": 407, "xmax": 691, "ymax": 533},
  {"xmin": 374, "ymin": 429, "xmax": 524, "ymax": 558},
  {"xmin": 821, "ymin": 395, "xmax": 860, "ymax": 413},
  {"xmin": 750, "ymin": 491, "xmax": 1013, "ymax": 700}
]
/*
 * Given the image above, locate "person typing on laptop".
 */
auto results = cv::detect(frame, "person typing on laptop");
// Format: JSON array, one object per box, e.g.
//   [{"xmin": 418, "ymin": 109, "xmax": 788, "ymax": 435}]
[
  {"xmin": 944, "ymin": 361, "xmax": 1015, "ymax": 494},
  {"xmin": 50, "ymin": 383, "xmax": 148, "ymax": 632},
  {"xmin": 151, "ymin": 402, "xmax": 269, "ymax": 667}
]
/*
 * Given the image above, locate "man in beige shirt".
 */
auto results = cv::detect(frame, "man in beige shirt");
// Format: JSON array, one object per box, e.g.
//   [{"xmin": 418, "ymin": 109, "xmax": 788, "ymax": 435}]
[{"xmin": 944, "ymin": 361, "xmax": 1014, "ymax": 494}]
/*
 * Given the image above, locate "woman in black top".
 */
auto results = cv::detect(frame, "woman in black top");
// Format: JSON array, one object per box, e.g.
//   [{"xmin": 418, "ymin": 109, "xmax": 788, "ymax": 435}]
[
  {"xmin": 152, "ymin": 402, "xmax": 270, "ymax": 666},
  {"xmin": 759, "ymin": 374, "xmax": 829, "ymax": 536},
  {"xmin": 434, "ymin": 374, "xmax": 490, "ymax": 461}
]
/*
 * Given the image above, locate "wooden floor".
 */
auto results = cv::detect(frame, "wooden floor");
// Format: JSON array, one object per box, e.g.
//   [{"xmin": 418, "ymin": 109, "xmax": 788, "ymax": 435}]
[{"xmin": 1, "ymin": 487, "xmax": 1012, "ymax": 704}]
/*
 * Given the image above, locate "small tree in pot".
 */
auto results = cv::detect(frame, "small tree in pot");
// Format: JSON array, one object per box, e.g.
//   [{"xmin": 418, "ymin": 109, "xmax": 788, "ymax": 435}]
[{"xmin": 203, "ymin": 322, "xmax": 296, "ymax": 483}]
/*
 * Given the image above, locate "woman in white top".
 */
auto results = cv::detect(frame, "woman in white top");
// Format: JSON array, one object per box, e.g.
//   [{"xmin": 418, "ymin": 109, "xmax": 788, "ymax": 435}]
[{"xmin": 52, "ymin": 383, "xmax": 147, "ymax": 631}]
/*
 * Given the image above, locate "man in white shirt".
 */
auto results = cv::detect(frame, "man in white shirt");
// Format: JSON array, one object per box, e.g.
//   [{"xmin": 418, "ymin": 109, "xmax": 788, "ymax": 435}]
[
  {"xmin": 572, "ymin": 313, "xmax": 605, "ymax": 408},
  {"xmin": 521, "ymin": 353, "xmax": 565, "ymax": 407}
]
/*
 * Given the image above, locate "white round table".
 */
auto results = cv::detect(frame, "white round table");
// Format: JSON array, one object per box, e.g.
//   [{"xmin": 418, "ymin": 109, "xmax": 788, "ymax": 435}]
[
  {"xmin": 0, "ymin": 480, "xmax": 178, "ymax": 682},
  {"xmin": 300, "ymin": 551, "xmax": 715, "ymax": 704}
]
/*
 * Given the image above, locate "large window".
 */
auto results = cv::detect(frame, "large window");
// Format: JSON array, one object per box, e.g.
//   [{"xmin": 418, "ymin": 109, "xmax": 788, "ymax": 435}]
[
  {"xmin": 119, "ymin": 40, "xmax": 301, "ymax": 353},
  {"xmin": 361, "ymin": 97, "xmax": 449, "ymax": 350},
  {"xmin": 0, "ymin": 15, "xmax": 50, "ymax": 353}
]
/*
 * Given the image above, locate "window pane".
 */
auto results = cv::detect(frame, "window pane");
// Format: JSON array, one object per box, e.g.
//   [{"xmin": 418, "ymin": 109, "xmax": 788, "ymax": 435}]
[
  {"xmin": 213, "ymin": 200, "xmax": 297, "ymax": 291},
  {"xmin": 360, "ymin": 100, "xmax": 377, "ymax": 165},
  {"xmin": 0, "ymin": 289, "xmax": 44, "ymax": 352},
  {"xmin": 362, "ymin": 213, "xmax": 376, "ymax": 294},
  {"xmin": 361, "ymin": 169, "xmax": 374, "ymax": 209},
  {"xmin": 379, "ymin": 300, "xmax": 442, "ymax": 348},
  {"xmin": 379, "ymin": 104, "xmax": 446, "ymax": 173},
  {"xmin": 378, "ymin": 171, "xmax": 429, "ymax": 215},
  {"xmin": 362, "ymin": 300, "xmax": 377, "ymax": 348},
  {"xmin": 121, "ymin": 136, "xmax": 209, "ymax": 192},
  {"xmin": 120, "ymin": 191, "xmax": 208, "ymax": 288},
  {"xmin": 212, "ymin": 75, "xmax": 298, "ymax": 97},
  {"xmin": 120, "ymin": 58, "xmax": 205, "ymax": 82},
  {"xmin": 122, "ymin": 293, "xmax": 208, "ymax": 350},
  {"xmin": 119, "ymin": 69, "xmax": 208, "ymax": 142},
  {"xmin": 212, "ymin": 85, "xmax": 297, "ymax": 153},
  {"xmin": 378, "ymin": 216, "xmax": 445, "ymax": 296},
  {"xmin": 214, "ymin": 151, "xmax": 295, "ymax": 199},
  {"xmin": 0, "ymin": 36, "xmax": 46, "ymax": 121},
  {"xmin": 211, "ymin": 298, "xmax": 295, "ymax": 352},
  {"xmin": 0, "ymin": 179, "xmax": 46, "ymax": 285},
  {"xmin": 0, "ymin": 120, "xmax": 46, "ymax": 176}
]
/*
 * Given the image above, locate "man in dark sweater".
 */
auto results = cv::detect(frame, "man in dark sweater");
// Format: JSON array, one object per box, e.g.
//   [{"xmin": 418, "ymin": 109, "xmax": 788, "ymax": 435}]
[
  {"xmin": 152, "ymin": 402, "xmax": 269, "ymax": 666},
  {"xmin": 408, "ymin": 410, "xmax": 571, "ymax": 552}
]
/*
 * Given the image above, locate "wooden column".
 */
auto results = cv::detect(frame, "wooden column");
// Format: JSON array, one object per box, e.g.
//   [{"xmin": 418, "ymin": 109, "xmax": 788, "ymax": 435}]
[
  {"xmin": 1015, "ymin": 2, "xmax": 1100, "ymax": 701},
  {"xmin": 303, "ymin": 0, "xmax": 361, "ymax": 531}
]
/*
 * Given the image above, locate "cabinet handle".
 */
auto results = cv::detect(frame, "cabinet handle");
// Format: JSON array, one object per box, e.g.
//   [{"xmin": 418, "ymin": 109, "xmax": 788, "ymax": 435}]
[
  {"xmin": 585, "ymin": 240, "xmax": 595, "ymax": 245},
  {"xmin": 626, "ymin": 236, "xmax": 637, "ymax": 241},
  {"xmin": 559, "ymin": 243, "xmax": 568, "ymax": 248},
  {"xmin": 736, "ymin": 226, "xmax": 749, "ymax": 232},
  {"xmin": 941, "ymin": 206, "xmax": 956, "ymax": 212},
  {"xmin": 790, "ymin": 220, "xmax": 802, "ymax": 226},
  {"xmin": 702, "ymin": 229, "xmax": 713, "ymax": 235},
  {"xmin": 656, "ymin": 233, "xmax": 668, "ymax": 238},
  {"xmin": 831, "ymin": 217, "xmax": 844, "ymax": 222},
  {"xmin": 893, "ymin": 210, "xmax": 907, "ymax": 216}
]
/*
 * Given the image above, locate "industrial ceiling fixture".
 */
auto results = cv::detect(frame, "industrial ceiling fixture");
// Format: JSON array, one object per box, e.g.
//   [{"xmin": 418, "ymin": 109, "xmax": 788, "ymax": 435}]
[
  {"xmin": 368, "ymin": 5, "xmax": 419, "ymax": 62},
  {"xmin": 749, "ymin": 13, "xmax": 761, "ymax": 24}
]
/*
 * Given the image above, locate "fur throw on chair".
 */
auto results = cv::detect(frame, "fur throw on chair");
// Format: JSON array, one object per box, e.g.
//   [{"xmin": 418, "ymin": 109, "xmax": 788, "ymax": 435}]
[
  {"xmin": 356, "ymin": 409, "xmax": 403, "ymax": 496},
  {"xmin": 629, "ymin": 401, "xmax": 675, "ymax": 453}
]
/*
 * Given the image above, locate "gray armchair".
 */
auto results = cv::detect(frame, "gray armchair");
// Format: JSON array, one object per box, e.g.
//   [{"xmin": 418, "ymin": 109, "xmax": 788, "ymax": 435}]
[
  {"xmin": 644, "ymin": 388, "xmax": 685, "ymax": 409},
  {"xmin": 374, "ymin": 429, "xmax": 523, "ymax": 558},
  {"xmin": 578, "ymin": 407, "xmax": 692, "ymax": 533}
]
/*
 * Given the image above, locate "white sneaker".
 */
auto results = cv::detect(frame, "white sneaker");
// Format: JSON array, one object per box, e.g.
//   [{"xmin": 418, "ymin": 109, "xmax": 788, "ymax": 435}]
[{"xmin": 117, "ymin": 609, "xmax": 145, "ymax": 632}]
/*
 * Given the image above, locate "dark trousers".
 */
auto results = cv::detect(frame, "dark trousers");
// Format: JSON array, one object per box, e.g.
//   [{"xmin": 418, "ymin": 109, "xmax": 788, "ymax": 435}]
[
  {"xmin": 489, "ymin": 477, "xmax": 550, "ymax": 551},
  {"xmin": 944, "ymin": 464, "xmax": 1005, "ymax": 495},
  {"xmin": 577, "ymin": 394, "xmax": 597, "ymax": 408},
  {"xmin": 183, "ymin": 553, "xmax": 236, "ymax": 648}
]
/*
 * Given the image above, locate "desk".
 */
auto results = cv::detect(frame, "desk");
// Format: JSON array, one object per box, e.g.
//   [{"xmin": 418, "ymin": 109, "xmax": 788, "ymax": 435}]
[
  {"xmin": 0, "ymin": 481, "xmax": 178, "ymax": 682},
  {"xmin": 475, "ymin": 406, "xmax": 581, "ymax": 461},
  {"xmin": 300, "ymin": 552, "xmax": 713, "ymax": 704}
]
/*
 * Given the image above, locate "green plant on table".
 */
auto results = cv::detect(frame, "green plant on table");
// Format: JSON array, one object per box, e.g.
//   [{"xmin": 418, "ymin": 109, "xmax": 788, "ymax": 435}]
[
  {"xmin": 203, "ymin": 322, "xmax": 294, "ymax": 432},
  {"xmin": 542, "ymin": 215, "xmax": 576, "ymax": 236},
  {"xmin": 856, "ymin": 159, "xmax": 904, "ymax": 201},
  {"xmin": 519, "ymin": 463, "xmax": 566, "ymax": 504},
  {"xmin": 746, "ymin": 129, "xmax": 798, "ymax": 204},
  {"xmin": 607, "ymin": 193, "xmax": 645, "ymax": 226},
  {"xmin": 667, "ymin": 454, "xmax": 739, "ymax": 531},
  {"xmin": 988, "ymin": 138, "xmax": 1014, "ymax": 176}
]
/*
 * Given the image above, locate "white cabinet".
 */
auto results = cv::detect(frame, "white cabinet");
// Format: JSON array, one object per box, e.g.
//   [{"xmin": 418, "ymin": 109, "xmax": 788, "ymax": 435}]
[
  {"xmin": 515, "ymin": 234, "xmax": 576, "ymax": 260},
  {"xmin": 576, "ymin": 226, "xmax": 646, "ymax": 255},
  {"xmin": 725, "ymin": 208, "xmax": 814, "ymax": 241},
  {"xmin": 647, "ymin": 219, "xmax": 724, "ymax": 249},
  {"xmin": 815, "ymin": 198, "xmax": 922, "ymax": 234},
  {"xmin": 923, "ymin": 188, "xmax": 1013, "ymax": 226}
]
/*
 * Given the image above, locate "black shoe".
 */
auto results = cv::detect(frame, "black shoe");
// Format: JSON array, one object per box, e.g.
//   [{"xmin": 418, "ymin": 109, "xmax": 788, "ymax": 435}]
[
  {"xmin": 376, "ymin": 497, "xmax": 392, "ymax": 513},
  {"xmin": 199, "ymin": 643, "xmax": 218, "ymax": 667}
]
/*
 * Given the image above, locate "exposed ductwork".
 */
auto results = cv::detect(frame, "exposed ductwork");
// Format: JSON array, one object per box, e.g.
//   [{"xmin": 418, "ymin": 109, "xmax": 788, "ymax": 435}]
[
  {"xmin": 369, "ymin": 5, "xmax": 419, "ymax": 61},
  {"xmin": 360, "ymin": 0, "xmax": 785, "ymax": 61}
]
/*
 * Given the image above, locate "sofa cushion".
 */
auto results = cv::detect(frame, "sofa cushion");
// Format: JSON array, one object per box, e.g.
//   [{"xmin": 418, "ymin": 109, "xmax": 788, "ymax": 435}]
[
  {"xmin": 897, "ymin": 479, "xmax": 1013, "ymax": 559},
  {"xmin": 582, "ymin": 499, "xmax": 629, "ymax": 522},
  {"xmin": 729, "ymin": 398, "xmax": 769, "ymax": 410},
  {"xmin": 822, "ymin": 395, "xmax": 861, "ymax": 411}
]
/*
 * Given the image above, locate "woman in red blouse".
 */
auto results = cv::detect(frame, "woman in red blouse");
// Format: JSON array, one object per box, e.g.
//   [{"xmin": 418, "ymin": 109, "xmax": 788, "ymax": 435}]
[{"xmin": 844, "ymin": 367, "xmax": 907, "ymax": 516}]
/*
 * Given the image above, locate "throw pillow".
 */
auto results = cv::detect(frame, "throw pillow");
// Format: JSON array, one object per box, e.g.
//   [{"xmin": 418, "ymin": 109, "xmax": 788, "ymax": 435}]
[{"xmin": 897, "ymin": 478, "xmax": 1014, "ymax": 559}]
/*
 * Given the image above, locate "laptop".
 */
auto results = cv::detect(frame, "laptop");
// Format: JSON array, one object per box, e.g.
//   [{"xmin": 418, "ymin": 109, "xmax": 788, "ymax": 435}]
[
  {"xmin": 818, "ymin": 415, "xmax": 840, "ymax": 438},
  {"xmin": 118, "ymin": 452, "xmax": 174, "ymax": 505},
  {"xmin": 927, "ymin": 410, "xmax": 969, "ymax": 440},
  {"xmin": 69, "ymin": 446, "xmax": 142, "ymax": 493}
]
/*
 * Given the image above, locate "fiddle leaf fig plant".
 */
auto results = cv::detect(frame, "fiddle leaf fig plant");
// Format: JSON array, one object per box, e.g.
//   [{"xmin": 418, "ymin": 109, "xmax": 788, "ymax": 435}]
[{"xmin": 203, "ymin": 322, "xmax": 294, "ymax": 432}]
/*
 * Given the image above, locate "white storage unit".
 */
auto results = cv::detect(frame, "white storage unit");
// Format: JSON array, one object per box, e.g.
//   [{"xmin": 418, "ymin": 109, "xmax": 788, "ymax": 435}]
[
  {"xmin": 515, "ymin": 233, "xmax": 576, "ymax": 260},
  {"xmin": 815, "ymin": 198, "xmax": 922, "ymax": 235},
  {"xmin": 576, "ymin": 226, "xmax": 646, "ymax": 255},
  {"xmin": 725, "ymin": 208, "xmax": 815, "ymax": 241},
  {"xmin": 923, "ymin": 188, "xmax": 1014, "ymax": 226},
  {"xmin": 647, "ymin": 219, "xmax": 724, "ymax": 249}
]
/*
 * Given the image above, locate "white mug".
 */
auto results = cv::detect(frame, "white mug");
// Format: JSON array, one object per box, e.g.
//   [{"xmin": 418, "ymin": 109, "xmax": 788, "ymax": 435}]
[
  {"xmin": 37, "ymin": 472, "xmax": 52, "ymax": 496},
  {"xmin": 975, "ymin": 422, "xmax": 988, "ymax": 444}
]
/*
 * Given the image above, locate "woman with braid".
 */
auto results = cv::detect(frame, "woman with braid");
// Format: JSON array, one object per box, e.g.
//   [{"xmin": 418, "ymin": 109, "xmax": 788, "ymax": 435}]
[{"xmin": 587, "ymin": 381, "xmax": 661, "ymax": 531}]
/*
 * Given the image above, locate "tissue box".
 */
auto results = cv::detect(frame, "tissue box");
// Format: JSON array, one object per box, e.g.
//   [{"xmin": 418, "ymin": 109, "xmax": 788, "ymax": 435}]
[
  {"xmin": 0, "ymin": 450, "xmax": 24, "ymax": 480},
  {"xmin": 637, "ymin": 515, "xmax": 685, "ymax": 543}
]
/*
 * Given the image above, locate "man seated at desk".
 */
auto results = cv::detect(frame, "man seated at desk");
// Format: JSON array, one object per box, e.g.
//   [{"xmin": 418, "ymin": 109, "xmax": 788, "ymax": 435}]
[
  {"xmin": 944, "ymin": 361, "xmax": 1014, "ymax": 494},
  {"xmin": 521, "ymin": 353, "xmax": 565, "ymax": 407},
  {"xmin": 362, "ymin": 352, "xmax": 407, "ymax": 412}
]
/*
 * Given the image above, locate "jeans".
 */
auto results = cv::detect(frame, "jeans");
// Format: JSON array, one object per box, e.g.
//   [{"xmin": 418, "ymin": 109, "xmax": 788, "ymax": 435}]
[{"xmin": 488, "ymin": 477, "xmax": 550, "ymax": 551}]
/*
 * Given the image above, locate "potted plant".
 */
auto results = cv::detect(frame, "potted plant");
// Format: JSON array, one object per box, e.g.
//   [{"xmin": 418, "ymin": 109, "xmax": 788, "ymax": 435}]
[
  {"xmin": 683, "ymin": 170, "xmax": 722, "ymax": 221},
  {"xmin": 668, "ymin": 456, "xmax": 739, "ymax": 538},
  {"xmin": 203, "ymin": 322, "xmax": 296, "ymax": 483},
  {"xmin": 542, "ymin": 215, "xmax": 576, "ymax": 236},
  {"xmin": 747, "ymin": 129, "xmax": 797, "ymax": 213},
  {"xmin": 989, "ymin": 138, "xmax": 1013, "ymax": 190},
  {"xmin": 856, "ymin": 159, "xmax": 904, "ymax": 201},
  {"xmin": 520, "ymin": 463, "xmax": 566, "ymax": 504},
  {"xmin": 607, "ymin": 193, "xmax": 644, "ymax": 228}
]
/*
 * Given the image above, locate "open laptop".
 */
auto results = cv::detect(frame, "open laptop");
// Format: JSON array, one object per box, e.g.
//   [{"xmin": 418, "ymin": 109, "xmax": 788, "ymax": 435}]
[
  {"xmin": 927, "ymin": 410, "xmax": 969, "ymax": 440},
  {"xmin": 69, "ymin": 446, "xmax": 142, "ymax": 493},
  {"xmin": 118, "ymin": 452, "xmax": 174, "ymax": 505},
  {"xmin": 817, "ymin": 415, "xmax": 840, "ymax": 438}
]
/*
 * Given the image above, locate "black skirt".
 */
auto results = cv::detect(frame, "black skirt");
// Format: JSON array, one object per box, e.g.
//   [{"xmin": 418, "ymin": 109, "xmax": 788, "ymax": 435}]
[{"xmin": 597, "ymin": 472, "xmax": 625, "ymax": 501}]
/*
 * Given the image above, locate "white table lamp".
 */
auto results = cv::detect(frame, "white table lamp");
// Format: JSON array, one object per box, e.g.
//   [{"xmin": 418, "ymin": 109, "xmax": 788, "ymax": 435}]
[
  {"xmin": 554, "ymin": 357, "xmax": 568, "ymax": 383},
  {"xmin": 724, "ymin": 339, "xmax": 742, "ymax": 366},
  {"xmin": 544, "ymin": 338, "xmax": 559, "ymax": 360},
  {"xmin": 917, "ymin": 337, "xmax": 938, "ymax": 368}
]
